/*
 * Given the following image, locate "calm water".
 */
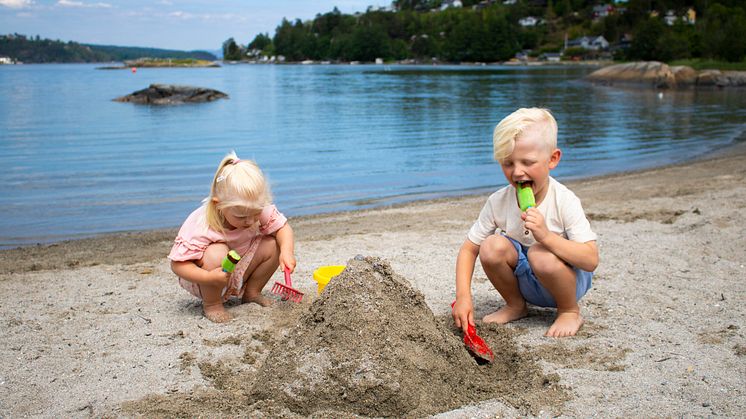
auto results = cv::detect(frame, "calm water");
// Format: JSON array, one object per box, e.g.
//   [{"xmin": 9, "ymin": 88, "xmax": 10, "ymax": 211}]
[{"xmin": 1, "ymin": 63, "xmax": 745, "ymax": 248}]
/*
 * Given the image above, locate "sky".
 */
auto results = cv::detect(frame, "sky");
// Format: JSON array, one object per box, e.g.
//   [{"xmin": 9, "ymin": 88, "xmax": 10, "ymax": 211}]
[{"xmin": 1, "ymin": 0, "xmax": 392, "ymax": 51}]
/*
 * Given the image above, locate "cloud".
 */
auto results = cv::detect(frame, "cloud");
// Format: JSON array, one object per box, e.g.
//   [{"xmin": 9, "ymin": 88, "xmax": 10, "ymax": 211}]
[
  {"xmin": 167, "ymin": 10, "xmax": 247, "ymax": 22},
  {"xmin": 56, "ymin": 0, "xmax": 112, "ymax": 8},
  {"xmin": 0, "ymin": 0, "xmax": 34, "ymax": 9}
]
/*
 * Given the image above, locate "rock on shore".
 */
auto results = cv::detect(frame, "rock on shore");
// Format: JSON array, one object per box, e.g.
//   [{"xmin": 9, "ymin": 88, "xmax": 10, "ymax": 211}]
[
  {"xmin": 586, "ymin": 61, "xmax": 746, "ymax": 88},
  {"xmin": 113, "ymin": 84, "xmax": 228, "ymax": 105}
]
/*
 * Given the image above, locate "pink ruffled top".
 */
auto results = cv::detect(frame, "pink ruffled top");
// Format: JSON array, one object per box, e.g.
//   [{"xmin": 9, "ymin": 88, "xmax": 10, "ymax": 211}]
[{"xmin": 168, "ymin": 204, "xmax": 287, "ymax": 262}]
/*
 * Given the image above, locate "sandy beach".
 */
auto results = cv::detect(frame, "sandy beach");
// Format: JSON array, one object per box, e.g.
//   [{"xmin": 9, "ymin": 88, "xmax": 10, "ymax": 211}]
[{"xmin": 1, "ymin": 143, "xmax": 745, "ymax": 417}]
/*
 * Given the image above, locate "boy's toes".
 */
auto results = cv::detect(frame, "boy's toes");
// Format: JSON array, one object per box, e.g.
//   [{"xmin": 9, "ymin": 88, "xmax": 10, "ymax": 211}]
[{"xmin": 545, "ymin": 312, "xmax": 584, "ymax": 338}]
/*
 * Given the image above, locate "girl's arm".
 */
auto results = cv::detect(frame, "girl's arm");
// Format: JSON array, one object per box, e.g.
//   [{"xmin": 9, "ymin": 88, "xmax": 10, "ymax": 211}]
[
  {"xmin": 170, "ymin": 260, "xmax": 229, "ymax": 287},
  {"xmin": 274, "ymin": 223, "xmax": 296, "ymax": 272}
]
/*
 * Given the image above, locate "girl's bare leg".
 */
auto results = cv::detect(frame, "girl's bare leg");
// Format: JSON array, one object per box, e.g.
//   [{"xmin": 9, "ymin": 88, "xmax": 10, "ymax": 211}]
[
  {"xmin": 198, "ymin": 243, "xmax": 233, "ymax": 323},
  {"xmin": 479, "ymin": 235, "xmax": 528, "ymax": 324},
  {"xmin": 241, "ymin": 236, "xmax": 280, "ymax": 306},
  {"xmin": 528, "ymin": 244, "xmax": 583, "ymax": 337}
]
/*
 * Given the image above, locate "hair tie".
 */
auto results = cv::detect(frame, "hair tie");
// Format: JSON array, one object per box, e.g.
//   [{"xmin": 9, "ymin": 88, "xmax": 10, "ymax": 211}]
[{"xmin": 232, "ymin": 158, "xmax": 241, "ymax": 165}]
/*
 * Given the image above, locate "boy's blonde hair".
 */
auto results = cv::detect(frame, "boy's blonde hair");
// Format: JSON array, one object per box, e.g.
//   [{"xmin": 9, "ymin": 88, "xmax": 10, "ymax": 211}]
[
  {"xmin": 205, "ymin": 151, "xmax": 272, "ymax": 232},
  {"xmin": 493, "ymin": 107, "xmax": 558, "ymax": 162}
]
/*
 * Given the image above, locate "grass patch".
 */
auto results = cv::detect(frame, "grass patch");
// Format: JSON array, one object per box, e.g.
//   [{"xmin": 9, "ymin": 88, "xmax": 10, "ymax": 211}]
[{"xmin": 668, "ymin": 59, "xmax": 746, "ymax": 71}]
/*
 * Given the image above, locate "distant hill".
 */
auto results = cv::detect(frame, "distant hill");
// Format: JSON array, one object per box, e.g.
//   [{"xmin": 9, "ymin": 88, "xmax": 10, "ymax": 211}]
[{"xmin": 0, "ymin": 34, "xmax": 216, "ymax": 63}]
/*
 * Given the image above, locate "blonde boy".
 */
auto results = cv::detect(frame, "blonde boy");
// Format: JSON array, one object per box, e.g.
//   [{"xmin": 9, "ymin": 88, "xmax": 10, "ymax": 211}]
[{"xmin": 452, "ymin": 108, "xmax": 598, "ymax": 337}]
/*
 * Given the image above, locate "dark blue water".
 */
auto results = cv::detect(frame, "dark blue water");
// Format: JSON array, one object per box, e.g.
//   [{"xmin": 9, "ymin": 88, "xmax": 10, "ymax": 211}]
[{"xmin": 1, "ymin": 63, "xmax": 745, "ymax": 248}]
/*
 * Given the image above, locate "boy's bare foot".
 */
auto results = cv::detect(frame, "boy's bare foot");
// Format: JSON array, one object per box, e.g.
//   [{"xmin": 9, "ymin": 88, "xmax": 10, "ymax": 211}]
[
  {"xmin": 203, "ymin": 304, "xmax": 233, "ymax": 323},
  {"xmin": 242, "ymin": 293, "xmax": 273, "ymax": 307},
  {"xmin": 483, "ymin": 304, "xmax": 528, "ymax": 324},
  {"xmin": 545, "ymin": 311, "xmax": 584, "ymax": 337}
]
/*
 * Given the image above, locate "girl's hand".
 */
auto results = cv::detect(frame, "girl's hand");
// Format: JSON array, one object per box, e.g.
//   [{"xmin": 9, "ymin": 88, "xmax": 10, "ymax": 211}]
[
  {"xmin": 452, "ymin": 298, "xmax": 474, "ymax": 334},
  {"xmin": 206, "ymin": 267, "xmax": 231, "ymax": 287},
  {"xmin": 279, "ymin": 253, "xmax": 296, "ymax": 273},
  {"xmin": 522, "ymin": 207, "xmax": 550, "ymax": 242}
]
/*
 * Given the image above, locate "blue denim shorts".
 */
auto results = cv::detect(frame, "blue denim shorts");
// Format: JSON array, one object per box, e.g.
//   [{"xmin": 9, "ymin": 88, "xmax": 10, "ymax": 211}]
[{"xmin": 505, "ymin": 236, "xmax": 593, "ymax": 308}]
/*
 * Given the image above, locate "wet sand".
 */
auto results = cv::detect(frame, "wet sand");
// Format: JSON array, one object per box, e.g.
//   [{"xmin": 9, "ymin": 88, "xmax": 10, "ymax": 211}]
[{"xmin": 1, "ymin": 143, "xmax": 745, "ymax": 417}]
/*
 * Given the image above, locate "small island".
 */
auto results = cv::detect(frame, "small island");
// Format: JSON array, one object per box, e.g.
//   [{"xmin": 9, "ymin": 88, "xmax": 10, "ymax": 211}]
[
  {"xmin": 113, "ymin": 84, "xmax": 228, "ymax": 105},
  {"xmin": 98, "ymin": 58, "xmax": 220, "ymax": 70}
]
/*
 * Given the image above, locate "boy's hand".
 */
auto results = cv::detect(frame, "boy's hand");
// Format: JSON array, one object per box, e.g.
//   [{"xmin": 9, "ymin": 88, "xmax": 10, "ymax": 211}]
[
  {"xmin": 207, "ymin": 267, "xmax": 231, "ymax": 287},
  {"xmin": 280, "ymin": 253, "xmax": 296, "ymax": 273},
  {"xmin": 452, "ymin": 298, "xmax": 474, "ymax": 334},
  {"xmin": 522, "ymin": 207, "xmax": 550, "ymax": 242}
]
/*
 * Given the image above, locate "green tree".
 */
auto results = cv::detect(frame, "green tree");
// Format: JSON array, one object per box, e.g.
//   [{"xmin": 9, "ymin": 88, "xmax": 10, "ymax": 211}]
[
  {"xmin": 701, "ymin": 3, "xmax": 746, "ymax": 62},
  {"xmin": 222, "ymin": 38, "xmax": 242, "ymax": 60},
  {"xmin": 248, "ymin": 33, "xmax": 272, "ymax": 51},
  {"xmin": 628, "ymin": 17, "xmax": 665, "ymax": 61}
]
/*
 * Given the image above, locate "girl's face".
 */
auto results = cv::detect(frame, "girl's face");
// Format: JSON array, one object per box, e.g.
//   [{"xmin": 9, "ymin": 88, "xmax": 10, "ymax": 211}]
[{"xmin": 222, "ymin": 206, "xmax": 262, "ymax": 230}]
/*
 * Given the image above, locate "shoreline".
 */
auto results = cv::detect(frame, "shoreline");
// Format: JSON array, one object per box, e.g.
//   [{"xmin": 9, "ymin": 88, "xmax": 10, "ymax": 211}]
[
  {"xmin": 1, "ymin": 140, "xmax": 745, "ymax": 416},
  {"xmin": 3, "ymin": 139, "xmax": 743, "ymax": 271}
]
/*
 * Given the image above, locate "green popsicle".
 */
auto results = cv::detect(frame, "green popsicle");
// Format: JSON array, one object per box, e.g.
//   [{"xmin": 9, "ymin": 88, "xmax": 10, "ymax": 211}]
[
  {"xmin": 221, "ymin": 250, "xmax": 241, "ymax": 273},
  {"xmin": 516, "ymin": 183, "xmax": 535, "ymax": 212}
]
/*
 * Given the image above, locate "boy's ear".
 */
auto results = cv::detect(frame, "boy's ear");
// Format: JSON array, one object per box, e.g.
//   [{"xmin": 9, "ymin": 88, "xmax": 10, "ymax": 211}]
[{"xmin": 548, "ymin": 148, "xmax": 562, "ymax": 169}]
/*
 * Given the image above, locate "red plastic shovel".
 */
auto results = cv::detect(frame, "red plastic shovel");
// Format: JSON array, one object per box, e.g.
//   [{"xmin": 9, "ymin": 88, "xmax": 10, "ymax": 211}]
[
  {"xmin": 451, "ymin": 302, "xmax": 495, "ymax": 363},
  {"xmin": 270, "ymin": 267, "xmax": 304, "ymax": 303}
]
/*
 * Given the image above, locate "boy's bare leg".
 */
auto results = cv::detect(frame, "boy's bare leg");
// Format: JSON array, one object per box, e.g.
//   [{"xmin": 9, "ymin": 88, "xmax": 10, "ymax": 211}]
[
  {"xmin": 199, "ymin": 243, "xmax": 233, "ymax": 323},
  {"xmin": 479, "ymin": 235, "xmax": 528, "ymax": 324},
  {"xmin": 528, "ymin": 244, "xmax": 583, "ymax": 337},
  {"xmin": 241, "ymin": 236, "xmax": 279, "ymax": 307}
]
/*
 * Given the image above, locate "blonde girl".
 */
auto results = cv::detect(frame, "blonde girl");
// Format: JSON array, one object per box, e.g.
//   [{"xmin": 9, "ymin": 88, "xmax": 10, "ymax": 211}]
[{"xmin": 168, "ymin": 151, "xmax": 295, "ymax": 323}]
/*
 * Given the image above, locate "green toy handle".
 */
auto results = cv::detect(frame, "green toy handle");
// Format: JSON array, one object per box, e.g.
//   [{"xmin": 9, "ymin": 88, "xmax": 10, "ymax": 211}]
[
  {"xmin": 221, "ymin": 250, "xmax": 241, "ymax": 273},
  {"xmin": 516, "ymin": 184, "xmax": 536, "ymax": 212}
]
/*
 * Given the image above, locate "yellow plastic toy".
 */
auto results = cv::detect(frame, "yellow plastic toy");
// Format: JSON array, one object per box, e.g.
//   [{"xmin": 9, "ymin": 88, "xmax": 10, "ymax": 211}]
[{"xmin": 312, "ymin": 265, "xmax": 346, "ymax": 294}]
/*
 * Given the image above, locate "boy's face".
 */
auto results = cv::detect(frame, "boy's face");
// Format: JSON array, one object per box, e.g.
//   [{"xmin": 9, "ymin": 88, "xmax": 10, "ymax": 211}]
[{"xmin": 500, "ymin": 125, "xmax": 561, "ymax": 199}]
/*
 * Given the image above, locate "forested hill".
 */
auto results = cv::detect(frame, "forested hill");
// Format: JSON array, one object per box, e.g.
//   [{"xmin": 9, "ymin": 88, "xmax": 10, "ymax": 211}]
[
  {"xmin": 224, "ymin": 0, "xmax": 746, "ymax": 64},
  {"xmin": 0, "ymin": 34, "xmax": 216, "ymax": 63}
]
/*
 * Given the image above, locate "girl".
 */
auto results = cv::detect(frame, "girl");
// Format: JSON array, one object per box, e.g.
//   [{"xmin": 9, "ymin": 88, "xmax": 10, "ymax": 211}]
[{"xmin": 168, "ymin": 151, "xmax": 295, "ymax": 323}]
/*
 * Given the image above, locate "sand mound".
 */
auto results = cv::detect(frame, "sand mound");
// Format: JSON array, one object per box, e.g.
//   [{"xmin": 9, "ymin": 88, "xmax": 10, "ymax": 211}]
[
  {"xmin": 122, "ymin": 256, "xmax": 567, "ymax": 417},
  {"xmin": 249, "ymin": 256, "xmax": 566, "ymax": 417}
]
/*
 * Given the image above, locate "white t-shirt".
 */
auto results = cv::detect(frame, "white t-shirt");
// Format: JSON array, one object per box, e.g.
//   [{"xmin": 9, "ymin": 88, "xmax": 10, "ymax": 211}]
[{"xmin": 467, "ymin": 177, "xmax": 597, "ymax": 247}]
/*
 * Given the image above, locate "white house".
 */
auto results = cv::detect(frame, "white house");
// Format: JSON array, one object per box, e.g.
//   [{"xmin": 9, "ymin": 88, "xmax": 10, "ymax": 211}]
[
  {"xmin": 541, "ymin": 52, "xmax": 561, "ymax": 62},
  {"xmin": 0, "ymin": 56, "xmax": 13, "ymax": 65},
  {"xmin": 440, "ymin": 0, "xmax": 463, "ymax": 10},
  {"xmin": 566, "ymin": 35, "xmax": 609, "ymax": 51},
  {"xmin": 519, "ymin": 16, "xmax": 539, "ymax": 27},
  {"xmin": 592, "ymin": 4, "xmax": 614, "ymax": 19}
]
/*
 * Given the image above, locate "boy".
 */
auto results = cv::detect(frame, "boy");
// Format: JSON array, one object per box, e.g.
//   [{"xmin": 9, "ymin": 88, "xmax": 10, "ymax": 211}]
[{"xmin": 452, "ymin": 108, "xmax": 598, "ymax": 337}]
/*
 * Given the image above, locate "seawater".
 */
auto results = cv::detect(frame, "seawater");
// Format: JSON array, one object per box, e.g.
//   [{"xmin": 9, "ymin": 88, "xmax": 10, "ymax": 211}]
[{"xmin": 1, "ymin": 63, "xmax": 745, "ymax": 248}]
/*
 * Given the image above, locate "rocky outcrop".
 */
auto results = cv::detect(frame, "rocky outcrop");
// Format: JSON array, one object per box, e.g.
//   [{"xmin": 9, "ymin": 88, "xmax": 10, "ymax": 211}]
[
  {"xmin": 586, "ymin": 61, "xmax": 676, "ymax": 88},
  {"xmin": 696, "ymin": 70, "xmax": 746, "ymax": 87},
  {"xmin": 587, "ymin": 61, "xmax": 746, "ymax": 88},
  {"xmin": 113, "ymin": 84, "xmax": 228, "ymax": 105}
]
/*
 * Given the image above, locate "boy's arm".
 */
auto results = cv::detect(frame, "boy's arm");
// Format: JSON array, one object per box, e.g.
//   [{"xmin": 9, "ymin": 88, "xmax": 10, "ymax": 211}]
[
  {"xmin": 453, "ymin": 239, "xmax": 480, "ymax": 332},
  {"xmin": 524, "ymin": 208, "xmax": 598, "ymax": 271},
  {"xmin": 539, "ymin": 236, "xmax": 598, "ymax": 272},
  {"xmin": 274, "ymin": 223, "xmax": 296, "ymax": 272}
]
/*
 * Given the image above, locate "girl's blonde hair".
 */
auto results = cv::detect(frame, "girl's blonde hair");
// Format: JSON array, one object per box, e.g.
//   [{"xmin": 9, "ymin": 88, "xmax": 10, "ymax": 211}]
[
  {"xmin": 205, "ymin": 151, "xmax": 272, "ymax": 232},
  {"xmin": 493, "ymin": 107, "xmax": 558, "ymax": 163}
]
